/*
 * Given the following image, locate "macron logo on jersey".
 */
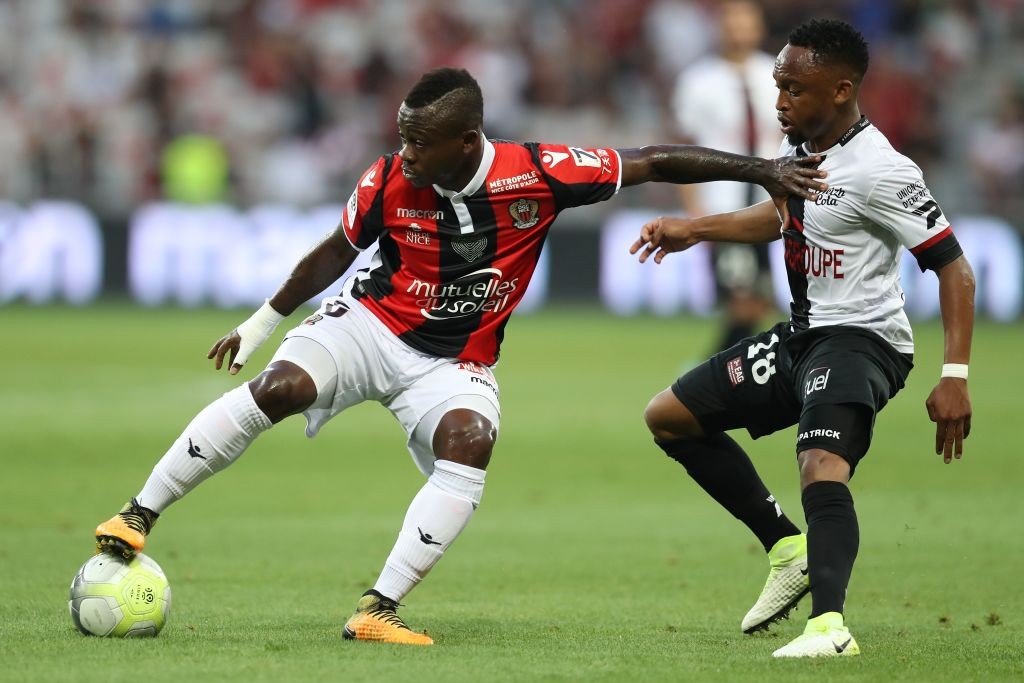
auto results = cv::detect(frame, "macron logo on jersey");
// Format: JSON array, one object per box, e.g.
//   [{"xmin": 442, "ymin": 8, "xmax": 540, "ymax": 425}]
[
  {"xmin": 397, "ymin": 208, "xmax": 445, "ymax": 220},
  {"xmin": 541, "ymin": 151, "xmax": 569, "ymax": 168},
  {"xmin": 361, "ymin": 169, "xmax": 377, "ymax": 187}
]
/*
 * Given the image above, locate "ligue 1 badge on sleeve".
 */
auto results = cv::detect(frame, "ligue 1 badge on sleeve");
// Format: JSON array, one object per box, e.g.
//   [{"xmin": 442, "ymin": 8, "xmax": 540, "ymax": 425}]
[{"xmin": 508, "ymin": 198, "xmax": 540, "ymax": 229}]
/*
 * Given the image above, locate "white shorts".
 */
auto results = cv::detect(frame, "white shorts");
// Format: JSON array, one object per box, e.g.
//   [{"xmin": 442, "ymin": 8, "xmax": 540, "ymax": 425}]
[{"xmin": 269, "ymin": 296, "xmax": 501, "ymax": 475}]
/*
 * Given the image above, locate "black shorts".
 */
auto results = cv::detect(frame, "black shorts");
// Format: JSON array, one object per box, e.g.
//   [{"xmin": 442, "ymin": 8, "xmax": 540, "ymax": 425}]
[{"xmin": 672, "ymin": 322, "xmax": 913, "ymax": 472}]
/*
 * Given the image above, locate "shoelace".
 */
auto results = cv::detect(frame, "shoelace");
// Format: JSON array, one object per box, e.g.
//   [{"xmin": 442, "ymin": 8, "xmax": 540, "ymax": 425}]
[
  {"xmin": 367, "ymin": 600, "xmax": 411, "ymax": 630},
  {"xmin": 118, "ymin": 500, "xmax": 157, "ymax": 534},
  {"xmin": 119, "ymin": 511, "xmax": 149, "ymax": 534}
]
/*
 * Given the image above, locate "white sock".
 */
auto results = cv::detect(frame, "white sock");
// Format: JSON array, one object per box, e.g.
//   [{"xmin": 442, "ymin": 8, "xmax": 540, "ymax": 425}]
[
  {"xmin": 136, "ymin": 385, "xmax": 272, "ymax": 513},
  {"xmin": 373, "ymin": 459, "xmax": 486, "ymax": 601}
]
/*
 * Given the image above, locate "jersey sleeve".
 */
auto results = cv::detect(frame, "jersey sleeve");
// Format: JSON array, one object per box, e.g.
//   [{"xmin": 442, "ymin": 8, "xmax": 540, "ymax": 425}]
[
  {"xmin": 863, "ymin": 162, "xmax": 962, "ymax": 272},
  {"xmin": 341, "ymin": 156, "xmax": 389, "ymax": 251},
  {"xmin": 529, "ymin": 143, "xmax": 621, "ymax": 212}
]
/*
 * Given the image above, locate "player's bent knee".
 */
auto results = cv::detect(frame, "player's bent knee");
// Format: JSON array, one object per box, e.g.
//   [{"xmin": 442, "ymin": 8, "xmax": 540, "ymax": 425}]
[
  {"xmin": 433, "ymin": 409, "xmax": 496, "ymax": 469},
  {"xmin": 797, "ymin": 448, "xmax": 851, "ymax": 487},
  {"xmin": 248, "ymin": 361, "xmax": 318, "ymax": 424},
  {"xmin": 796, "ymin": 403, "xmax": 872, "ymax": 485},
  {"xmin": 644, "ymin": 389, "xmax": 703, "ymax": 442}
]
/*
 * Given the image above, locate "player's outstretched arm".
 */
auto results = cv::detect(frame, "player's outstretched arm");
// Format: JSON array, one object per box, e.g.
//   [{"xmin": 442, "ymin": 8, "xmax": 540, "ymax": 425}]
[
  {"xmin": 208, "ymin": 226, "xmax": 360, "ymax": 374},
  {"xmin": 616, "ymin": 146, "xmax": 827, "ymax": 201},
  {"xmin": 925, "ymin": 255, "xmax": 975, "ymax": 463},
  {"xmin": 630, "ymin": 200, "xmax": 781, "ymax": 264}
]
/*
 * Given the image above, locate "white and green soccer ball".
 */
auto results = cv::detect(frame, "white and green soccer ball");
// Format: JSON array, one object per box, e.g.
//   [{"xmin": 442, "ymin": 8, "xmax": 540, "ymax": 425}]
[{"xmin": 69, "ymin": 553, "xmax": 171, "ymax": 637}]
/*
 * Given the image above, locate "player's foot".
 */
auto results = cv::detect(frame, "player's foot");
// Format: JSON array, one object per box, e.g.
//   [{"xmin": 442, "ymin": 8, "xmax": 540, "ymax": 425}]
[
  {"xmin": 342, "ymin": 590, "xmax": 434, "ymax": 646},
  {"xmin": 95, "ymin": 498, "xmax": 159, "ymax": 559},
  {"xmin": 742, "ymin": 533, "xmax": 809, "ymax": 633},
  {"xmin": 772, "ymin": 611, "xmax": 860, "ymax": 658}
]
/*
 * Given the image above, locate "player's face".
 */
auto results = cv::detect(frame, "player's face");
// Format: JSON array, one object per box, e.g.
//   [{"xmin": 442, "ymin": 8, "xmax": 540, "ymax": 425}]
[
  {"xmin": 396, "ymin": 104, "xmax": 477, "ymax": 190},
  {"xmin": 773, "ymin": 45, "xmax": 844, "ymax": 147}
]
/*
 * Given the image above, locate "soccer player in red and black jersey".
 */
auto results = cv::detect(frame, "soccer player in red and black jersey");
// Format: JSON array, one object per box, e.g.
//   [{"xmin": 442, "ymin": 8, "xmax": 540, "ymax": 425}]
[
  {"xmin": 94, "ymin": 67, "xmax": 826, "ymax": 645},
  {"xmin": 632, "ymin": 20, "xmax": 974, "ymax": 657}
]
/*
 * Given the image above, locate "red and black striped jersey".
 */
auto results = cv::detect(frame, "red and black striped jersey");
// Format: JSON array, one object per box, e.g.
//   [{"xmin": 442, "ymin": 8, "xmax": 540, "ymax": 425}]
[
  {"xmin": 779, "ymin": 118, "xmax": 962, "ymax": 354},
  {"xmin": 339, "ymin": 138, "xmax": 621, "ymax": 365}
]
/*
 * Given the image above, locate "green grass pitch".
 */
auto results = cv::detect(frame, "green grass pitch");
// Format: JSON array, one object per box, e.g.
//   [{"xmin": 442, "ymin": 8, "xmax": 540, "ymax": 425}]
[{"xmin": 0, "ymin": 304, "xmax": 1021, "ymax": 682}]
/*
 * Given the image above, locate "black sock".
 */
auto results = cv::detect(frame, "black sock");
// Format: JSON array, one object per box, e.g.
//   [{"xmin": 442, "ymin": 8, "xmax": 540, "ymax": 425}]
[
  {"xmin": 657, "ymin": 432, "xmax": 801, "ymax": 552},
  {"xmin": 802, "ymin": 480, "xmax": 859, "ymax": 618}
]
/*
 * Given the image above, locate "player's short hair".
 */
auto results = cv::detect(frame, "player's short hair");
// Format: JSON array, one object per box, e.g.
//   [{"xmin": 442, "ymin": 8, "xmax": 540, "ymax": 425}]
[
  {"xmin": 404, "ymin": 68, "xmax": 484, "ymax": 133},
  {"xmin": 788, "ymin": 19, "xmax": 869, "ymax": 81}
]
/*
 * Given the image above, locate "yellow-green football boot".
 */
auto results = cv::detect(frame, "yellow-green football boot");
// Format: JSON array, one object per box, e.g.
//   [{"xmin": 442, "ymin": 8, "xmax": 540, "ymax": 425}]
[
  {"xmin": 772, "ymin": 611, "xmax": 860, "ymax": 658},
  {"xmin": 742, "ymin": 533, "xmax": 810, "ymax": 633}
]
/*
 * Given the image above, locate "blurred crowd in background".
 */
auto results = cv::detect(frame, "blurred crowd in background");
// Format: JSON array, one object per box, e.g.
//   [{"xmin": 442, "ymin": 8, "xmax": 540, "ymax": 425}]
[{"xmin": 1, "ymin": 0, "xmax": 1023, "ymax": 224}]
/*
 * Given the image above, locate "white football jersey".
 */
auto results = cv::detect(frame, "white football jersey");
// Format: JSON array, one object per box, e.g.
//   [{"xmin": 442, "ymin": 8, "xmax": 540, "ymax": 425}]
[{"xmin": 779, "ymin": 117, "xmax": 962, "ymax": 353}]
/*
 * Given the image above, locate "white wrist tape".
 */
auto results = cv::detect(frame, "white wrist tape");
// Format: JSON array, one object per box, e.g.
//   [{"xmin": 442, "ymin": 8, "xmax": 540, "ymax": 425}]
[
  {"xmin": 233, "ymin": 300, "xmax": 285, "ymax": 367},
  {"xmin": 941, "ymin": 363, "xmax": 968, "ymax": 380}
]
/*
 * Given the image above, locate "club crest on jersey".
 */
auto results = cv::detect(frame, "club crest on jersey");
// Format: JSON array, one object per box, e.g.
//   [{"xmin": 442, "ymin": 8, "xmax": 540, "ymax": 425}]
[
  {"xmin": 452, "ymin": 235, "xmax": 488, "ymax": 262},
  {"xmin": 508, "ymin": 198, "xmax": 540, "ymax": 229}
]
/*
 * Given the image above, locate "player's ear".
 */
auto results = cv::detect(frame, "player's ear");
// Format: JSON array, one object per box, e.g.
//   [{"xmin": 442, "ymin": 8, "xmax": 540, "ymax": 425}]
[
  {"xmin": 834, "ymin": 79, "xmax": 855, "ymax": 105},
  {"xmin": 461, "ymin": 128, "xmax": 480, "ymax": 151}
]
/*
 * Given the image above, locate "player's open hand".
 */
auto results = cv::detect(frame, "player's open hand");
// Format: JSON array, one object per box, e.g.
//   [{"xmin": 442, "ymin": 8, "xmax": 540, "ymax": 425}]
[
  {"xmin": 762, "ymin": 155, "xmax": 827, "ymax": 202},
  {"xmin": 208, "ymin": 330, "xmax": 245, "ymax": 375},
  {"xmin": 207, "ymin": 302, "xmax": 284, "ymax": 375},
  {"xmin": 925, "ymin": 378, "xmax": 972, "ymax": 463},
  {"xmin": 630, "ymin": 216, "xmax": 700, "ymax": 264}
]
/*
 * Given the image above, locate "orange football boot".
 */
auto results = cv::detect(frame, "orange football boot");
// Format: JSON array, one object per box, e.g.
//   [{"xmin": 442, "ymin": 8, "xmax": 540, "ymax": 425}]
[
  {"xmin": 95, "ymin": 498, "xmax": 159, "ymax": 559},
  {"xmin": 342, "ymin": 590, "xmax": 434, "ymax": 645}
]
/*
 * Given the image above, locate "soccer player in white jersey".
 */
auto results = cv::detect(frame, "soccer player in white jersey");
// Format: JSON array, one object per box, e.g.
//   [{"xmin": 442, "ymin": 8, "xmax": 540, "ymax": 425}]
[
  {"xmin": 631, "ymin": 19, "xmax": 974, "ymax": 658},
  {"xmin": 92, "ymin": 68, "xmax": 827, "ymax": 645}
]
